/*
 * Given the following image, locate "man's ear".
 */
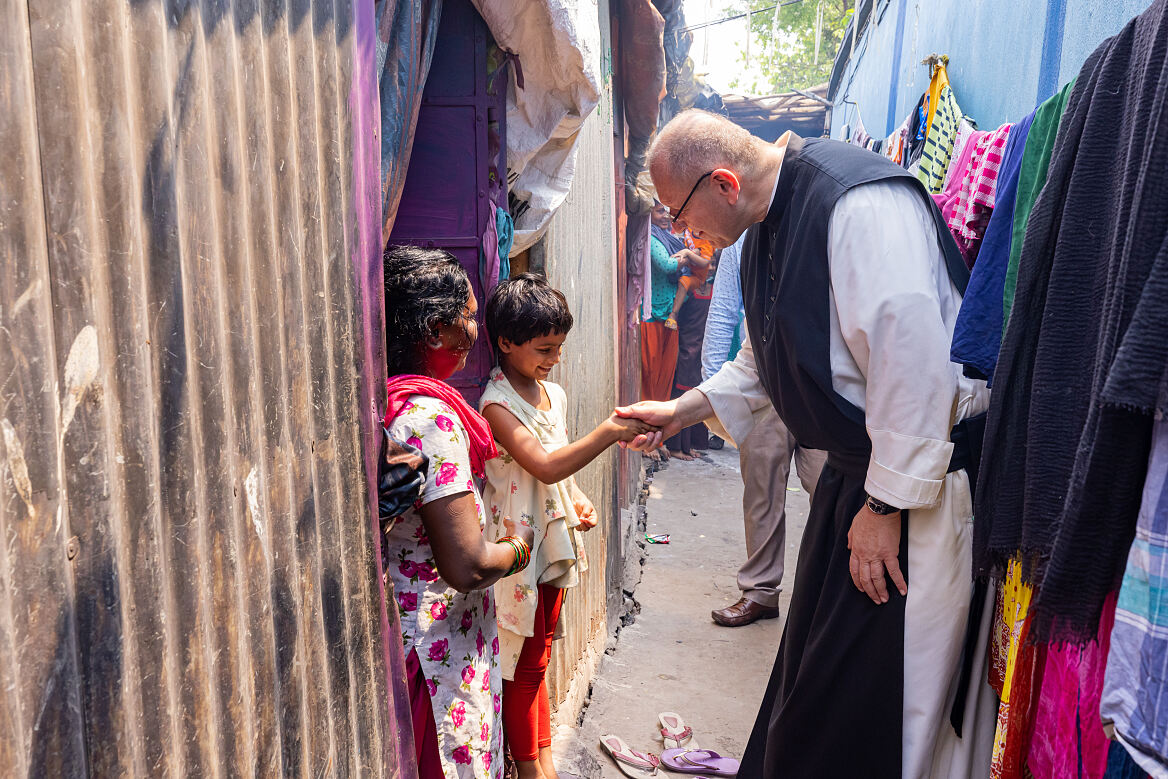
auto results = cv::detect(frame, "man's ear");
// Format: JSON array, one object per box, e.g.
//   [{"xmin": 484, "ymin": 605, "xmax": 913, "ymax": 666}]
[
  {"xmin": 712, "ymin": 168, "xmax": 741, "ymax": 205},
  {"xmin": 497, "ymin": 337, "xmax": 514, "ymax": 354}
]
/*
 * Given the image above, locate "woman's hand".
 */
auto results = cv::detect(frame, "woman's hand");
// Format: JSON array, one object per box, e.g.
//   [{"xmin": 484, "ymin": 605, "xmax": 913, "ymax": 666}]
[{"xmin": 502, "ymin": 516, "xmax": 536, "ymax": 550}]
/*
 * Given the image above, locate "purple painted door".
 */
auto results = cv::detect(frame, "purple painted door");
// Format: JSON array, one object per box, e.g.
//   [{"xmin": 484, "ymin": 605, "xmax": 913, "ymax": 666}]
[{"xmin": 389, "ymin": 0, "xmax": 502, "ymax": 405}]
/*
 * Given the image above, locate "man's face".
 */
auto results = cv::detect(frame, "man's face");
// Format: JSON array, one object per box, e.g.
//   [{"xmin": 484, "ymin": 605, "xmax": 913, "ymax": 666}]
[{"xmin": 654, "ymin": 167, "xmax": 741, "ymax": 250}]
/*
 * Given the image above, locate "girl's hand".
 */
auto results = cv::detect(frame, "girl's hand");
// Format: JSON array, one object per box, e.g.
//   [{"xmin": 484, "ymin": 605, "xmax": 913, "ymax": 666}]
[
  {"xmin": 601, "ymin": 413, "xmax": 657, "ymax": 443},
  {"xmin": 572, "ymin": 497, "xmax": 597, "ymax": 530},
  {"xmin": 501, "ymin": 516, "xmax": 536, "ymax": 550}
]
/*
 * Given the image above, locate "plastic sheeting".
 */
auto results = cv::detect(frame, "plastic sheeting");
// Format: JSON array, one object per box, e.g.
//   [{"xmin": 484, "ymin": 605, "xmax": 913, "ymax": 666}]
[
  {"xmin": 471, "ymin": 0, "xmax": 602, "ymax": 255},
  {"xmin": 619, "ymin": 0, "xmax": 666, "ymax": 216},
  {"xmin": 378, "ymin": 0, "xmax": 444, "ymax": 244}
]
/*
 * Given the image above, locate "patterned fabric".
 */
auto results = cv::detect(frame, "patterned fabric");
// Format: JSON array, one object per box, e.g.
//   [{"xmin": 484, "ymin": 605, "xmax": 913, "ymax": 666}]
[
  {"xmin": 883, "ymin": 117, "xmax": 909, "ymax": 165},
  {"xmin": 480, "ymin": 370, "xmax": 587, "ymax": 680},
  {"xmin": 916, "ymin": 65, "xmax": 965, "ymax": 194},
  {"xmin": 648, "ymin": 236, "xmax": 681, "ymax": 322},
  {"xmin": 942, "ymin": 119, "xmax": 978, "ymax": 193},
  {"xmin": 1102, "ymin": 419, "xmax": 1168, "ymax": 776},
  {"xmin": 988, "ymin": 560, "xmax": 1035, "ymax": 779},
  {"xmin": 385, "ymin": 394, "xmax": 504, "ymax": 779},
  {"xmin": 950, "ymin": 123, "xmax": 1013, "ymax": 244},
  {"xmin": 1027, "ymin": 595, "xmax": 1117, "ymax": 779}
]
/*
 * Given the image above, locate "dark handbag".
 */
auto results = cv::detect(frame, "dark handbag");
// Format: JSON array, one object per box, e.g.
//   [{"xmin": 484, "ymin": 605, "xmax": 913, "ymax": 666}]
[{"xmin": 377, "ymin": 427, "xmax": 429, "ymax": 521}]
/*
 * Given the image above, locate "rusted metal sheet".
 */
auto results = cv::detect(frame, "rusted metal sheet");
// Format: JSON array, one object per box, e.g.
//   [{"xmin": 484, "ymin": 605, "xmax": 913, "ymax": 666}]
[{"xmin": 0, "ymin": 1, "xmax": 409, "ymax": 776}]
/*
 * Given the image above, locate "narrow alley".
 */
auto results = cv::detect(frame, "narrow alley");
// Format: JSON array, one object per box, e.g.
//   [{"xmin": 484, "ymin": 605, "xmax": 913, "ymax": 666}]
[{"xmin": 553, "ymin": 448, "xmax": 813, "ymax": 778}]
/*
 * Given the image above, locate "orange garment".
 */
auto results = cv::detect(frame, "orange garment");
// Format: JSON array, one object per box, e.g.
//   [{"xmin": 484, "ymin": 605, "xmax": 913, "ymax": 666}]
[
  {"xmin": 678, "ymin": 265, "xmax": 710, "ymax": 292},
  {"xmin": 683, "ymin": 230, "xmax": 715, "ymax": 259},
  {"xmin": 640, "ymin": 321, "xmax": 678, "ymax": 401}
]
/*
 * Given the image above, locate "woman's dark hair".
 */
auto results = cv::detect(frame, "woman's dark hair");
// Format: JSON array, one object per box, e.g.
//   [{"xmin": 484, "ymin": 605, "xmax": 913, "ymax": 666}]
[
  {"xmin": 384, "ymin": 245, "xmax": 472, "ymax": 375},
  {"xmin": 484, "ymin": 273, "xmax": 574, "ymax": 353}
]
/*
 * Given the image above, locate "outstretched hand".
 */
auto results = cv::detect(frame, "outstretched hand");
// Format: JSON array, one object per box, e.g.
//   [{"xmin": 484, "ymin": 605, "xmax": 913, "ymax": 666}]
[{"xmin": 613, "ymin": 400, "xmax": 682, "ymax": 451}]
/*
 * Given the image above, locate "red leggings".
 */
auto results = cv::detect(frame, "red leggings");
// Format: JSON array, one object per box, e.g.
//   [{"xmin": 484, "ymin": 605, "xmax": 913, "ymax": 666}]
[{"xmin": 502, "ymin": 584, "xmax": 564, "ymax": 762}]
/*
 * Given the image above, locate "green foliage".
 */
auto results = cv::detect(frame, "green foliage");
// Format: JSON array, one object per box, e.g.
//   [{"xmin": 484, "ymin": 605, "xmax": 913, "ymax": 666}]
[{"xmin": 725, "ymin": 0, "xmax": 852, "ymax": 94}]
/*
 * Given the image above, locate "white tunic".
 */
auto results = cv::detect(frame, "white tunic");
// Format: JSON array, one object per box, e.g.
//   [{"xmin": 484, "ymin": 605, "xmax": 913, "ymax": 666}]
[{"xmin": 698, "ymin": 180, "xmax": 997, "ymax": 779}]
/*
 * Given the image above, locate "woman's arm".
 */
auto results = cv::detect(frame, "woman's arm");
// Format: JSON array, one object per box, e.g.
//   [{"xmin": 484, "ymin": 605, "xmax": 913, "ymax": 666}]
[
  {"xmin": 482, "ymin": 404, "xmax": 652, "ymax": 484},
  {"xmin": 420, "ymin": 495, "xmax": 533, "ymax": 592}
]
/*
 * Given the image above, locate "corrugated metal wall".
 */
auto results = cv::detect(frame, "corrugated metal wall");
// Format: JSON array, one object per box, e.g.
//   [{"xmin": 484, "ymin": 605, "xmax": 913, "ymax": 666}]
[
  {"xmin": 541, "ymin": 0, "xmax": 637, "ymax": 720},
  {"xmin": 0, "ymin": 1, "xmax": 410, "ymax": 776}
]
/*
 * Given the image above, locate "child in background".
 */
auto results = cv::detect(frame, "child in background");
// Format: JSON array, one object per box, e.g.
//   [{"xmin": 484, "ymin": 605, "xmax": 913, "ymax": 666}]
[
  {"xmin": 663, "ymin": 229, "xmax": 714, "ymax": 331},
  {"xmin": 479, "ymin": 274, "xmax": 652, "ymax": 779}
]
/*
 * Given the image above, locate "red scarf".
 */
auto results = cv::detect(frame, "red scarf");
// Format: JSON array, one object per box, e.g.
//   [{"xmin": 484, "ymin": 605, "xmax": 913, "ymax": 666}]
[{"xmin": 384, "ymin": 375, "xmax": 498, "ymax": 478}]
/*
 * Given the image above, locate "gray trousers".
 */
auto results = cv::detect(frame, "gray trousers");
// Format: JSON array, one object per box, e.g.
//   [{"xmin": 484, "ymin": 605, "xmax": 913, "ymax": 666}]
[{"xmin": 737, "ymin": 406, "xmax": 827, "ymax": 608}]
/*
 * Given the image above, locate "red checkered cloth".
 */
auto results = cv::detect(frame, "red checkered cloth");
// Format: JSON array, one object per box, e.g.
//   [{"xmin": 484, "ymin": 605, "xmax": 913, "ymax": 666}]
[{"xmin": 949, "ymin": 123, "xmax": 1013, "ymax": 241}]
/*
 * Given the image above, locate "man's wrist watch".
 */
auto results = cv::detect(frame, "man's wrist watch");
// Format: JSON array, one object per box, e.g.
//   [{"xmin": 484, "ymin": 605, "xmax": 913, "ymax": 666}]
[{"xmin": 864, "ymin": 494, "xmax": 900, "ymax": 515}]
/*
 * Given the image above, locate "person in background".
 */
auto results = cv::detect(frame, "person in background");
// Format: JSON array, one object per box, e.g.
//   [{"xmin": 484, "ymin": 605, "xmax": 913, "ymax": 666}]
[
  {"xmin": 480, "ymin": 275, "xmax": 653, "ymax": 779},
  {"xmin": 663, "ymin": 229, "xmax": 713, "ymax": 332},
  {"xmin": 640, "ymin": 202, "xmax": 684, "ymax": 461},
  {"xmin": 665, "ymin": 250, "xmax": 716, "ymax": 460},
  {"xmin": 701, "ymin": 234, "xmax": 826, "ymax": 626},
  {"xmin": 383, "ymin": 246, "xmax": 536, "ymax": 779}
]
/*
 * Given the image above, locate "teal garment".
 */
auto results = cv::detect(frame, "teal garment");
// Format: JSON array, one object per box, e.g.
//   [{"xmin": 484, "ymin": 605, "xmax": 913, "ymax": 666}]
[
  {"xmin": 648, "ymin": 236, "xmax": 680, "ymax": 322},
  {"xmin": 1003, "ymin": 80, "xmax": 1075, "ymax": 332},
  {"xmin": 496, "ymin": 207, "xmax": 513, "ymax": 281},
  {"xmin": 727, "ymin": 314, "xmax": 743, "ymax": 363}
]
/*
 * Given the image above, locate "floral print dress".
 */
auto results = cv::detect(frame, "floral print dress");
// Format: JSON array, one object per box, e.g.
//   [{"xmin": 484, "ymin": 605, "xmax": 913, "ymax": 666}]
[
  {"xmin": 385, "ymin": 394, "xmax": 503, "ymax": 779},
  {"xmin": 479, "ymin": 369, "xmax": 588, "ymax": 680}
]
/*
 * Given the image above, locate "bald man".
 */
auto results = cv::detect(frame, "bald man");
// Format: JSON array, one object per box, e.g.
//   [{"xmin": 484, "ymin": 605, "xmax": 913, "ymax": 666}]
[{"xmin": 617, "ymin": 111, "xmax": 997, "ymax": 778}]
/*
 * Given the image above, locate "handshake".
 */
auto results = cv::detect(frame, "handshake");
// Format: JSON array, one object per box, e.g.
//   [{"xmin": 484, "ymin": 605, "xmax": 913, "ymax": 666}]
[{"xmin": 599, "ymin": 399, "xmax": 684, "ymax": 452}]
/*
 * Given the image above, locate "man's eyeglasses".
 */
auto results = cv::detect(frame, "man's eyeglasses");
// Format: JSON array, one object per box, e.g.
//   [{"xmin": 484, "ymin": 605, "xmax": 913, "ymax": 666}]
[{"xmin": 667, "ymin": 170, "xmax": 714, "ymax": 225}]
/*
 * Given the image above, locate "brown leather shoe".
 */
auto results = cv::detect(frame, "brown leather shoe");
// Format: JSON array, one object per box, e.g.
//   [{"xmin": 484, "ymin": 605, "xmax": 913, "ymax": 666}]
[{"xmin": 711, "ymin": 597, "xmax": 780, "ymax": 627}]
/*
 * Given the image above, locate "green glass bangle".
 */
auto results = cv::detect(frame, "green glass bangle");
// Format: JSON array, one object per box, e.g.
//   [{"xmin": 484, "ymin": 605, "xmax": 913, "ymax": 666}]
[{"xmin": 497, "ymin": 536, "xmax": 531, "ymax": 576}]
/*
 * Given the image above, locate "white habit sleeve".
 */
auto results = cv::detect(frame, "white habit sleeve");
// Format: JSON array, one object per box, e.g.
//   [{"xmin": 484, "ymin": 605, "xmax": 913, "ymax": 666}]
[
  {"xmin": 827, "ymin": 183, "xmax": 959, "ymax": 510},
  {"xmin": 695, "ymin": 331, "xmax": 773, "ymax": 447}
]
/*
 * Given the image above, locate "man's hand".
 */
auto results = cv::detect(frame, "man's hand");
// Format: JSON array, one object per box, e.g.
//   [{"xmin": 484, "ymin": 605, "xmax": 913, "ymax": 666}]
[
  {"xmin": 846, "ymin": 504, "xmax": 907, "ymax": 604},
  {"xmin": 600, "ymin": 413, "xmax": 658, "ymax": 444},
  {"xmin": 613, "ymin": 400, "xmax": 682, "ymax": 451}
]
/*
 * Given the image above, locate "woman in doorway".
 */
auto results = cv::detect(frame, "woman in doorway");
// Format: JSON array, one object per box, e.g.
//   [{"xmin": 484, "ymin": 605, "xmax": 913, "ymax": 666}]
[{"xmin": 384, "ymin": 246, "xmax": 535, "ymax": 779}]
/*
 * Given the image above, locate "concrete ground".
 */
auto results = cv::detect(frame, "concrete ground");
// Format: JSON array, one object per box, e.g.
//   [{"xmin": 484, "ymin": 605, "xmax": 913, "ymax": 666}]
[{"xmin": 558, "ymin": 445, "xmax": 812, "ymax": 778}]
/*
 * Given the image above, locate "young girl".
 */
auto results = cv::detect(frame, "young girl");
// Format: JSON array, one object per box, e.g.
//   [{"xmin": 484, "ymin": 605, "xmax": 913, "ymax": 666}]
[{"xmin": 479, "ymin": 274, "xmax": 651, "ymax": 779}]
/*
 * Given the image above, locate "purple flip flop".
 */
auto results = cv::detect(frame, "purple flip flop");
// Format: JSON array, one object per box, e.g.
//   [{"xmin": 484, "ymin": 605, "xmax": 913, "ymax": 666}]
[{"xmin": 660, "ymin": 748, "xmax": 739, "ymax": 775}]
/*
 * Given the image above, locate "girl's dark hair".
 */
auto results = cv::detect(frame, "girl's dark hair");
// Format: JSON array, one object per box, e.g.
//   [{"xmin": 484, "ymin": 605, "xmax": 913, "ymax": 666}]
[
  {"xmin": 484, "ymin": 273, "xmax": 574, "ymax": 353},
  {"xmin": 384, "ymin": 245, "xmax": 472, "ymax": 375}
]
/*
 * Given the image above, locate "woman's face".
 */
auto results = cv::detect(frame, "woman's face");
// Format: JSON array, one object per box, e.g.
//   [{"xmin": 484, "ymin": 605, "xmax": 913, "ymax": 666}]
[
  {"xmin": 650, "ymin": 201, "xmax": 672, "ymax": 230},
  {"xmin": 425, "ymin": 288, "xmax": 479, "ymax": 380}
]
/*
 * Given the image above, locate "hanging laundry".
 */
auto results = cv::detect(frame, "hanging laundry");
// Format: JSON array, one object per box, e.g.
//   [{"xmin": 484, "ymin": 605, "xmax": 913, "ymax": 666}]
[
  {"xmin": 931, "ymin": 127, "xmax": 986, "ymax": 254},
  {"xmin": 1026, "ymin": 593, "xmax": 1118, "ymax": 779},
  {"xmin": 948, "ymin": 122, "xmax": 1012, "ymax": 266},
  {"xmin": 906, "ymin": 93, "xmax": 928, "ymax": 168},
  {"xmin": 1102, "ymin": 420, "xmax": 1168, "ymax": 777},
  {"xmin": 977, "ymin": 0, "xmax": 1168, "ymax": 645},
  {"xmin": 849, "ymin": 115, "xmax": 871, "ymax": 148},
  {"xmin": 950, "ymin": 108, "xmax": 1034, "ymax": 385},
  {"xmin": 884, "ymin": 113, "xmax": 910, "ymax": 165},
  {"xmin": 917, "ymin": 64, "xmax": 965, "ymax": 193},
  {"xmin": 1001, "ymin": 82, "xmax": 1075, "ymax": 331},
  {"xmin": 1102, "ymin": 740, "xmax": 1153, "ymax": 779},
  {"xmin": 987, "ymin": 559, "xmax": 1039, "ymax": 779},
  {"xmin": 942, "ymin": 118, "xmax": 978, "ymax": 192}
]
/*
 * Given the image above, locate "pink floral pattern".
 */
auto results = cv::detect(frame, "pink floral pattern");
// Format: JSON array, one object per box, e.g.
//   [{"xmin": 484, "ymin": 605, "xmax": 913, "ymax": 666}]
[{"xmin": 384, "ymin": 393, "xmax": 501, "ymax": 777}]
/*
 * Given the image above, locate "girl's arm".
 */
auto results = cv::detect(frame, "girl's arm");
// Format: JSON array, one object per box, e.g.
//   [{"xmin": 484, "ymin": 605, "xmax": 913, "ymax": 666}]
[{"xmin": 482, "ymin": 403, "xmax": 652, "ymax": 485}]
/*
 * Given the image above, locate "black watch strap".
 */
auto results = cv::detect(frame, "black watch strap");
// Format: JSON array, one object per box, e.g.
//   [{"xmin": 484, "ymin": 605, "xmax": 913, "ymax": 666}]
[{"xmin": 865, "ymin": 494, "xmax": 900, "ymax": 515}]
